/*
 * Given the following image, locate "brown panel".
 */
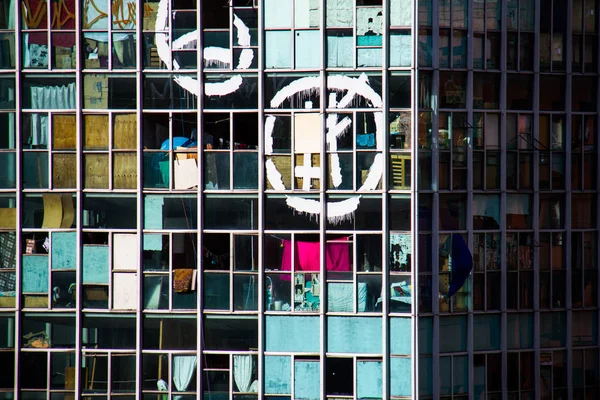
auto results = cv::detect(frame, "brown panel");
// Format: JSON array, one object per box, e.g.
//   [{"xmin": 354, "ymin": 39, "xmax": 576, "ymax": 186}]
[
  {"xmin": 53, "ymin": 154, "xmax": 77, "ymax": 188},
  {"xmin": 53, "ymin": 115, "xmax": 76, "ymax": 150},
  {"xmin": 0, "ymin": 208, "xmax": 16, "ymax": 229},
  {"xmin": 42, "ymin": 194, "xmax": 63, "ymax": 228},
  {"xmin": 113, "ymin": 114, "xmax": 137, "ymax": 149},
  {"xmin": 294, "ymin": 153, "xmax": 320, "ymax": 190},
  {"xmin": 266, "ymin": 155, "xmax": 292, "ymax": 189},
  {"xmin": 84, "ymin": 115, "xmax": 109, "ymax": 149},
  {"xmin": 84, "ymin": 154, "xmax": 109, "ymax": 189},
  {"xmin": 113, "ymin": 152, "xmax": 137, "ymax": 189},
  {"xmin": 61, "ymin": 195, "xmax": 75, "ymax": 229}
]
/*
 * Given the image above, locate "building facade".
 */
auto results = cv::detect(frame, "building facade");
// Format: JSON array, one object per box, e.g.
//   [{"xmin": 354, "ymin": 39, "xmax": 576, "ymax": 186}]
[{"xmin": 0, "ymin": 0, "xmax": 598, "ymax": 399}]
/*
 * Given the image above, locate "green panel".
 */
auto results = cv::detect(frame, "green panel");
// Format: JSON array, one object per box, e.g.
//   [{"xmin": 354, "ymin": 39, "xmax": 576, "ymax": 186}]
[
  {"xmin": 22, "ymin": 255, "xmax": 48, "ymax": 293},
  {"xmin": 357, "ymin": 360, "xmax": 383, "ymax": 399},
  {"xmin": 82, "ymin": 245, "xmax": 109, "ymax": 284},
  {"xmin": 294, "ymin": 360, "xmax": 319, "ymax": 400},
  {"xmin": 265, "ymin": 316, "xmax": 320, "ymax": 353},
  {"xmin": 265, "ymin": 355, "xmax": 291, "ymax": 394},
  {"xmin": 390, "ymin": 357, "xmax": 412, "ymax": 397},
  {"xmin": 390, "ymin": 317, "xmax": 412, "ymax": 355},
  {"xmin": 327, "ymin": 316, "xmax": 382, "ymax": 354},
  {"xmin": 51, "ymin": 232, "xmax": 76, "ymax": 270}
]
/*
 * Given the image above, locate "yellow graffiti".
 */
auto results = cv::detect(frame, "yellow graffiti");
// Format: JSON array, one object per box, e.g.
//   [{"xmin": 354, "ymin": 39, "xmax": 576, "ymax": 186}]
[
  {"xmin": 83, "ymin": 0, "xmax": 156, "ymax": 29},
  {"xmin": 22, "ymin": 0, "xmax": 75, "ymax": 29}
]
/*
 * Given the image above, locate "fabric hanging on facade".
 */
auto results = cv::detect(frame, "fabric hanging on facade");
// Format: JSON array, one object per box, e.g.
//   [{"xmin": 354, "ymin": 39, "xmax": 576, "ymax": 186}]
[
  {"xmin": 447, "ymin": 234, "xmax": 473, "ymax": 297},
  {"xmin": 173, "ymin": 269, "xmax": 194, "ymax": 293},
  {"xmin": 233, "ymin": 355, "xmax": 258, "ymax": 393},
  {"xmin": 280, "ymin": 238, "xmax": 351, "ymax": 272},
  {"xmin": 30, "ymin": 83, "xmax": 77, "ymax": 146},
  {"xmin": 172, "ymin": 355, "xmax": 196, "ymax": 395}
]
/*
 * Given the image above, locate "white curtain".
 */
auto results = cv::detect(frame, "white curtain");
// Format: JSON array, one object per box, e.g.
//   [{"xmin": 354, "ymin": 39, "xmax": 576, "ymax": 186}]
[
  {"xmin": 172, "ymin": 355, "xmax": 197, "ymax": 393},
  {"xmin": 30, "ymin": 83, "xmax": 76, "ymax": 146},
  {"xmin": 233, "ymin": 355, "xmax": 258, "ymax": 393}
]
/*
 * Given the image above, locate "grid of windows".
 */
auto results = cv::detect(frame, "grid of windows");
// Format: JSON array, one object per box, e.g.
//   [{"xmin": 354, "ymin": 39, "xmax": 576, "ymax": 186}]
[{"xmin": 0, "ymin": 0, "xmax": 598, "ymax": 399}]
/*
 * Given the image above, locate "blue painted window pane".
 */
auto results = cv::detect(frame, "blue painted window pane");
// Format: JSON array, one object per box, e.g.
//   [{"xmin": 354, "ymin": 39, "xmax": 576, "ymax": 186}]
[
  {"xmin": 265, "ymin": 316, "xmax": 319, "ymax": 352},
  {"xmin": 265, "ymin": 0, "xmax": 292, "ymax": 28},
  {"xmin": 357, "ymin": 360, "xmax": 382, "ymax": 399},
  {"xmin": 51, "ymin": 232, "xmax": 76, "ymax": 270},
  {"xmin": 439, "ymin": 315, "xmax": 467, "ymax": 353},
  {"xmin": 390, "ymin": 357, "xmax": 411, "ymax": 397},
  {"xmin": 265, "ymin": 356, "xmax": 291, "ymax": 394},
  {"xmin": 474, "ymin": 314, "xmax": 501, "ymax": 351},
  {"xmin": 327, "ymin": 30, "xmax": 353, "ymax": 68},
  {"xmin": 390, "ymin": 31, "xmax": 412, "ymax": 67},
  {"xmin": 295, "ymin": 30, "xmax": 320, "ymax": 69},
  {"xmin": 82, "ymin": 245, "xmax": 109, "ymax": 284},
  {"xmin": 266, "ymin": 31, "xmax": 292, "ymax": 68},
  {"xmin": 327, "ymin": 317, "xmax": 381, "ymax": 354},
  {"xmin": 22, "ymin": 255, "xmax": 48, "ymax": 293},
  {"xmin": 390, "ymin": 317, "xmax": 412, "ymax": 355},
  {"xmin": 294, "ymin": 360, "xmax": 320, "ymax": 400},
  {"xmin": 358, "ymin": 48, "xmax": 382, "ymax": 67}
]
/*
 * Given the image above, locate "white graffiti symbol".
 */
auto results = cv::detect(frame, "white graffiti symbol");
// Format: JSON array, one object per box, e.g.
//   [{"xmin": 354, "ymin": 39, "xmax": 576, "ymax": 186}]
[{"xmin": 156, "ymin": 0, "xmax": 383, "ymax": 223}]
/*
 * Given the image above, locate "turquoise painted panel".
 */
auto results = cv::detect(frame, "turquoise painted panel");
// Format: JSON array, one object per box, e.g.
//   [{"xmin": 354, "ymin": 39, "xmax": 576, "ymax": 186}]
[
  {"xmin": 327, "ymin": 316, "xmax": 381, "ymax": 354},
  {"xmin": 295, "ymin": 31, "xmax": 320, "ymax": 69},
  {"xmin": 143, "ymin": 234, "xmax": 163, "ymax": 251},
  {"xmin": 144, "ymin": 196, "xmax": 164, "ymax": 229},
  {"xmin": 390, "ymin": 357, "xmax": 412, "ymax": 397},
  {"xmin": 265, "ymin": 316, "xmax": 319, "ymax": 353},
  {"xmin": 418, "ymin": 317, "xmax": 433, "ymax": 355},
  {"xmin": 265, "ymin": 356, "xmax": 291, "ymax": 394},
  {"xmin": 390, "ymin": 317, "xmax": 412, "ymax": 355},
  {"xmin": 22, "ymin": 255, "xmax": 48, "ymax": 293},
  {"xmin": 357, "ymin": 361, "xmax": 382, "ymax": 399},
  {"xmin": 265, "ymin": 31, "xmax": 292, "ymax": 68},
  {"xmin": 82, "ymin": 245, "xmax": 109, "ymax": 284},
  {"xmin": 51, "ymin": 232, "xmax": 76, "ymax": 270},
  {"xmin": 294, "ymin": 360, "xmax": 320, "ymax": 400}
]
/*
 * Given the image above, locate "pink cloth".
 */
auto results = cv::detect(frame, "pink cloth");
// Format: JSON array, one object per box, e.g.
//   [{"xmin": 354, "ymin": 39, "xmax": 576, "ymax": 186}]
[{"xmin": 280, "ymin": 239, "xmax": 351, "ymax": 272}]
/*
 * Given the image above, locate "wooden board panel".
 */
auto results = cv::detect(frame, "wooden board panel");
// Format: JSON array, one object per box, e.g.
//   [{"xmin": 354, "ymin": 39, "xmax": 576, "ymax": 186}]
[
  {"xmin": 113, "ymin": 114, "xmax": 137, "ymax": 149},
  {"xmin": 84, "ymin": 115, "xmax": 109, "ymax": 149},
  {"xmin": 53, "ymin": 115, "xmax": 76, "ymax": 150},
  {"xmin": 42, "ymin": 194, "xmax": 63, "ymax": 229},
  {"xmin": 113, "ymin": 152, "xmax": 137, "ymax": 189},
  {"xmin": 0, "ymin": 208, "xmax": 16, "ymax": 229},
  {"xmin": 84, "ymin": 154, "xmax": 109, "ymax": 188},
  {"xmin": 294, "ymin": 153, "xmax": 320, "ymax": 190},
  {"xmin": 53, "ymin": 153, "xmax": 77, "ymax": 189},
  {"xmin": 266, "ymin": 155, "xmax": 292, "ymax": 189}
]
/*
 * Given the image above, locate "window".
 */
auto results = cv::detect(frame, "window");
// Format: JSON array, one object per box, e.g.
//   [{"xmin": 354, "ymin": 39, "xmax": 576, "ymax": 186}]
[
  {"xmin": 506, "ymin": 114, "xmax": 533, "ymax": 190},
  {"xmin": 507, "ymin": 0, "xmax": 535, "ymax": 70},
  {"xmin": 438, "ymin": 113, "xmax": 468, "ymax": 190},
  {"xmin": 506, "ymin": 233, "xmax": 534, "ymax": 309},
  {"xmin": 439, "ymin": 0, "xmax": 468, "ymax": 68},
  {"xmin": 472, "ymin": 231, "xmax": 500, "ymax": 311},
  {"xmin": 473, "ymin": 0, "xmax": 500, "ymax": 69},
  {"xmin": 539, "ymin": 233, "xmax": 566, "ymax": 309},
  {"xmin": 473, "ymin": 113, "xmax": 500, "ymax": 190},
  {"xmin": 538, "ymin": 115, "xmax": 565, "ymax": 190},
  {"xmin": 572, "ymin": 0, "xmax": 598, "ymax": 72},
  {"xmin": 571, "ymin": 232, "xmax": 598, "ymax": 308},
  {"xmin": 571, "ymin": 114, "xmax": 597, "ymax": 190}
]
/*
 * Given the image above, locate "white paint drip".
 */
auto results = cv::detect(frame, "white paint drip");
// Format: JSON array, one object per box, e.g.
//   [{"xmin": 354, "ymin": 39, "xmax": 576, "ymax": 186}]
[
  {"xmin": 326, "ymin": 116, "xmax": 352, "ymax": 142},
  {"xmin": 265, "ymin": 159, "xmax": 286, "ymax": 190},
  {"xmin": 358, "ymin": 153, "xmax": 383, "ymax": 191},
  {"xmin": 270, "ymin": 77, "xmax": 321, "ymax": 108},
  {"xmin": 264, "ymin": 116, "xmax": 276, "ymax": 154},
  {"xmin": 237, "ymin": 48, "xmax": 254, "ymax": 69},
  {"xmin": 329, "ymin": 73, "xmax": 383, "ymax": 108},
  {"xmin": 172, "ymin": 31, "xmax": 198, "ymax": 50},
  {"xmin": 329, "ymin": 153, "xmax": 343, "ymax": 187},
  {"xmin": 335, "ymin": 73, "xmax": 369, "ymax": 108},
  {"xmin": 233, "ymin": 15, "xmax": 251, "ymax": 47},
  {"xmin": 155, "ymin": 0, "xmax": 254, "ymax": 97},
  {"xmin": 327, "ymin": 197, "xmax": 361, "ymax": 225},
  {"xmin": 204, "ymin": 75, "xmax": 244, "ymax": 97},
  {"xmin": 155, "ymin": 0, "xmax": 171, "ymax": 70},
  {"xmin": 285, "ymin": 196, "xmax": 320, "ymax": 220},
  {"xmin": 203, "ymin": 47, "xmax": 231, "ymax": 67}
]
